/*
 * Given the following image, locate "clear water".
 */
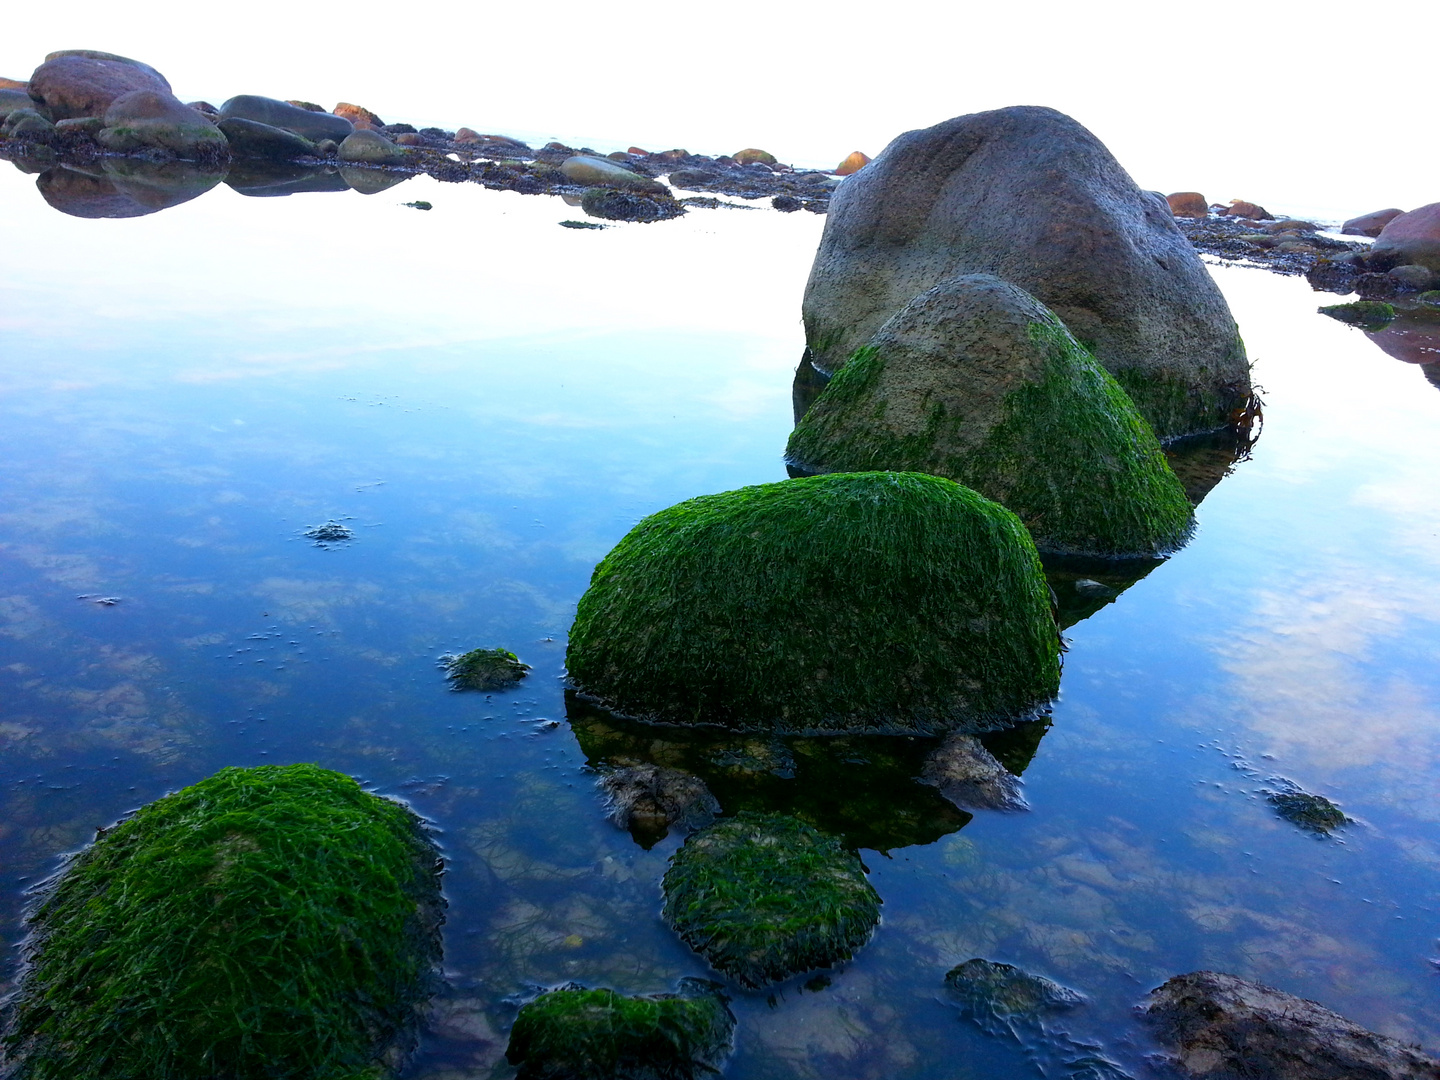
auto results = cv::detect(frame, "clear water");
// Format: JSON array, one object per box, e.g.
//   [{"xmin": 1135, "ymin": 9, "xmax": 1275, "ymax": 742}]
[{"xmin": 3, "ymin": 161, "xmax": 1440, "ymax": 1080}]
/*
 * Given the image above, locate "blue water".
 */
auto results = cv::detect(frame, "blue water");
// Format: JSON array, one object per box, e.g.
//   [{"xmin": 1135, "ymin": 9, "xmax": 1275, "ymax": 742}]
[{"xmin": 3, "ymin": 161, "xmax": 1439, "ymax": 1079}]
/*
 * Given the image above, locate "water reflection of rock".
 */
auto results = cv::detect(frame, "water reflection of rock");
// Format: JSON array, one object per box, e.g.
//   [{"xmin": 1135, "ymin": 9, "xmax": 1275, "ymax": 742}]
[
  {"xmin": 224, "ymin": 160, "xmax": 350, "ymax": 197},
  {"xmin": 567, "ymin": 692, "xmax": 1053, "ymax": 852},
  {"xmin": 37, "ymin": 159, "xmax": 222, "ymax": 217},
  {"xmin": 1364, "ymin": 309, "xmax": 1440, "ymax": 368},
  {"xmin": 1042, "ymin": 553, "xmax": 1163, "ymax": 630}
]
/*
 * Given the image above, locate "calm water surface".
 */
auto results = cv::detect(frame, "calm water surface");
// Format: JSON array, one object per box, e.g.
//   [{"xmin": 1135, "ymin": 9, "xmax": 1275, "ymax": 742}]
[{"xmin": 2, "ymin": 162, "xmax": 1439, "ymax": 1079}]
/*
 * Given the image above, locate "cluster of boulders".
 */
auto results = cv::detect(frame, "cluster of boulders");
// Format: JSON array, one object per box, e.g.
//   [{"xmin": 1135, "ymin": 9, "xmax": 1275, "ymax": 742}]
[{"xmin": 1310, "ymin": 203, "xmax": 1440, "ymax": 300}]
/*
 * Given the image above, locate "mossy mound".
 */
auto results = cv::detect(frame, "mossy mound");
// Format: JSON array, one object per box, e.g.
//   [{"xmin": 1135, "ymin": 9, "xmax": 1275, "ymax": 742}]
[
  {"xmin": 661, "ymin": 812, "xmax": 880, "ymax": 988},
  {"xmin": 1319, "ymin": 300, "xmax": 1396, "ymax": 329},
  {"xmin": 787, "ymin": 276, "xmax": 1194, "ymax": 557},
  {"xmin": 505, "ymin": 982, "xmax": 735, "ymax": 1080},
  {"xmin": 567, "ymin": 470, "xmax": 1059, "ymax": 734},
  {"xmin": 1, "ymin": 764, "xmax": 443, "ymax": 1080},
  {"xmin": 443, "ymin": 646, "xmax": 530, "ymax": 691}
]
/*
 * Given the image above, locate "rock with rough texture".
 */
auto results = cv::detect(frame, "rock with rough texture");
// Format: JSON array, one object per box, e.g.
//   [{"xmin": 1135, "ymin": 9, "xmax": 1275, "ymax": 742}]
[
  {"xmin": 733, "ymin": 147, "xmax": 776, "ymax": 165},
  {"xmin": 28, "ymin": 51, "xmax": 170, "ymax": 120},
  {"xmin": 0, "ymin": 88, "xmax": 39, "ymax": 121},
  {"xmin": 580, "ymin": 187, "xmax": 685, "ymax": 222},
  {"xmin": 1144, "ymin": 971, "xmax": 1440, "ymax": 1080},
  {"xmin": 1371, "ymin": 204, "xmax": 1440, "ymax": 273},
  {"xmin": 218, "ymin": 116, "xmax": 316, "ymax": 160},
  {"xmin": 443, "ymin": 647, "xmax": 530, "ymax": 691},
  {"xmin": 337, "ymin": 128, "xmax": 407, "ymax": 165},
  {"xmin": 333, "ymin": 101, "xmax": 383, "ymax": 127},
  {"xmin": 803, "ymin": 106, "xmax": 1250, "ymax": 439},
  {"xmin": 97, "ymin": 90, "xmax": 228, "ymax": 159},
  {"xmin": 921, "ymin": 733, "xmax": 1026, "ymax": 810},
  {"xmin": 219, "ymin": 94, "xmax": 354, "ymax": 142},
  {"xmin": 835, "ymin": 150, "xmax": 871, "ymax": 175},
  {"xmin": 788, "ymin": 274, "xmax": 1194, "ymax": 556},
  {"xmin": 1343, "ymin": 207, "xmax": 1404, "ymax": 237},
  {"xmin": 560, "ymin": 154, "xmax": 665, "ymax": 192},
  {"xmin": 598, "ymin": 762, "xmax": 719, "ymax": 846},
  {"xmin": 1220, "ymin": 199, "xmax": 1269, "ymax": 219},
  {"xmin": 1265, "ymin": 781, "xmax": 1349, "ymax": 834},
  {"xmin": 568, "ymin": 471, "xmax": 1060, "ymax": 734},
  {"xmin": 1167, "ymin": 191, "xmax": 1208, "ymax": 218}
]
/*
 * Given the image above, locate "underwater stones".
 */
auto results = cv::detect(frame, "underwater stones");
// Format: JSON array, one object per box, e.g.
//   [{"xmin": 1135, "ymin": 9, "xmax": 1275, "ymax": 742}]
[
  {"xmin": 802, "ymin": 106, "xmax": 1250, "ymax": 440},
  {"xmin": 1265, "ymin": 782, "xmax": 1349, "ymax": 835},
  {"xmin": 96, "ymin": 90, "xmax": 228, "ymax": 159},
  {"xmin": 338, "ymin": 128, "xmax": 408, "ymax": 165},
  {"xmin": 1343, "ymin": 207, "xmax": 1404, "ymax": 237},
  {"xmin": 662, "ymin": 812, "xmax": 880, "ymax": 988},
  {"xmin": 305, "ymin": 519, "xmax": 354, "ymax": 544},
  {"xmin": 506, "ymin": 982, "xmax": 735, "ymax": 1080},
  {"xmin": 598, "ymin": 762, "xmax": 719, "ymax": 847},
  {"xmin": 560, "ymin": 154, "xmax": 666, "ymax": 192},
  {"xmin": 732, "ymin": 147, "xmax": 777, "ymax": 165},
  {"xmin": 788, "ymin": 274, "xmax": 1194, "ymax": 557},
  {"xmin": 835, "ymin": 150, "xmax": 870, "ymax": 175},
  {"xmin": 1319, "ymin": 300, "xmax": 1396, "ymax": 329},
  {"xmin": 1369, "ymin": 203, "xmax": 1440, "ymax": 273},
  {"xmin": 580, "ymin": 187, "xmax": 686, "ymax": 222},
  {"xmin": 219, "ymin": 94, "xmax": 355, "ymax": 142},
  {"xmin": 1144, "ymin": 970, "xmax": 1440, "ymax": 1080},
  {"xmin": 567, "ymin": 471, "xmax": 1060, "ymax": 734},
  {"xmin": 920, "ymin": 733, "xmax": 1025, "ymax": 811},
  {"xmin": 945, "ymin": 959, "xmax": 1081, "ymax": 1032},
  {"xmin": 443, "ymin": 647, "xmax": 530, "ymax": 691},
  {"xmin": 1166, "ymin": 191, "xmax": 1208, "ymax": 218},
  {"xmin": 0, "ymin": 764, "xmax": 443, "ymax": 1080},
  {"xmin": 28, "ymin": 50, "xmax": 170, "ymax": 121},
  {"xmin": 218, "ymin": 115, "xmax": 317, "ymax": 160}
]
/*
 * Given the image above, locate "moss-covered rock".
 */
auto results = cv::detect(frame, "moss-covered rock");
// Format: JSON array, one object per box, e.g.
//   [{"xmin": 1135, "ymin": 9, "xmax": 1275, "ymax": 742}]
[
  {"xmin": 1319, "ymin": 300, "xmax": 1396, "ymax": 329},
  {"xmin": 1, "ymin": 764, "xmax": 443, "ymax": 1080},
  {"xmin": 662, "ymin": 812, "xmax": 880, "ymax": 988},
  {"xmin": 443, "ymin": 646, "xmax": 530, "ymax": 691},
  {"xmin": 505, "ymin": 982, "xmax": 735, "ymax": 1080},
  {"xmin": 787, "ymin": 275, "xmax": 1194, "ymax": 557},
  {"xmin": 567, "ymin": 471, "xmax": 1060, "ymax": 734},
  {"xmin": 1266, "ymin": 782, "xmax": 1349, "ymax": 835}
]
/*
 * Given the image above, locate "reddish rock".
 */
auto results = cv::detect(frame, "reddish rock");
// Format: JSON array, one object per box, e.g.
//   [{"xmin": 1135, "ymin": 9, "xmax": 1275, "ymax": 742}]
[
  {"xmin": 394, "ymin": 132, "xmax": 422, "ymax": 146},
  {"xmin": 1166, "ymin": 192, "xmax": 1208, "ymax": 218},
  {"xmin": 1370, "ymin": 203, "xmax": 1440, "ymax": 273},
  {"xmin": 455, "ymin": 127, "xmax": 481, "ymax": 143},
  {"xmin": 657, "ymin": 148, "xmax": 690, "ymax": 161},
  {"xmin": 0, "ymin": 76, "xmax": 27, "ymax": 90},
  {"xmin": 1219, "ymin": 199, "xmax": 1270, "ymax": 219},
  {"xmin": 1343, "ymin": 207, "xmax": 1404, "ymax": 237},
  {"xmin": 28, "ymin": 51, "xmax": 170, "ymax": 121},
  {"xmin": 733, "ymin": 147, "xmax": 777, "ymax": 165},
  {"xmin": 627, "ymin": 145, "xmax": 648, "ymax": 155},
  {"xmin": 835, "ymin": 150, "xmax": 871, "ymax": 176},
  {"xmin": 334, "ymin": 102, "xmax": 384, "ymax": 127}
]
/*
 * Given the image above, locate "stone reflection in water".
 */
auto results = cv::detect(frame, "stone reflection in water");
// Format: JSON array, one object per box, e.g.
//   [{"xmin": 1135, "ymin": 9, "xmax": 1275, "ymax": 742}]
[
  {"xmin": 339, "ymin": 164, "xmax": 412, "ymax": 196},
  {"xmin": 225, "ymin": 160, "xmax": 351, "ymax": 197},
  {"xmin": 1365, "ymin": 309, "xmax": 1440, "ymax": 369},
  {"xmin": 35, "ymin": 159, "xmax": 223, "ymax": 218},
  {"xmin": 1043, "ymin": 553, "xmax": 1163, "ymax": 631}
]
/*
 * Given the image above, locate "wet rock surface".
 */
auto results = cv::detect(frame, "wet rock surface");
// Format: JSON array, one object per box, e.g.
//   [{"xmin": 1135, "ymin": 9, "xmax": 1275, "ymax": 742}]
[
  {"xmin": 1144, "ymin": 970, "xmax": 1440, "ymax": 1079},
  {"xmin": 597, "ymin": 761, "xmax": 719, "ymax": 847},
  {"xmin": 920, "ymin": 733, "xmax": 1026, "ymax": 810}
]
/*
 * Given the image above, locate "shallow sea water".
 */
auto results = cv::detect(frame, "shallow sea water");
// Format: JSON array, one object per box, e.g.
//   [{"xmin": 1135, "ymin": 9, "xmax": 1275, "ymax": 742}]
[{"xmin": 2, "ymin": 161, "xmax": 1439, "ymax": 1079}]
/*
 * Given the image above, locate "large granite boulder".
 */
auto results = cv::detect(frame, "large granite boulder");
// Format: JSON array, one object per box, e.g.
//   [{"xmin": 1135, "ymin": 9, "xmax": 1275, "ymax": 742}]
[
  {"xmin": 788, "ymin": 274, "xmax": 1194, "ymax": 556},
  {"xmin": 1370, "ymin": 203, "xmax": 1440, "ymax": 273},
  {"xmin": 28, "ymin": 50, "xmax": 170, "ymax": 121},
  {"xmin": 1144, "ymin": 971, "xmax": 1440, "ymax": 1079},
  {"xmin": 219, "ymin": 94, "xmax": 354, "ymax": 142},
  {"xmin": 96, "ymin": 89, "xmax": 228, "ymax": 159},
  {"xmin": 218, "ymin": 116, "xmax": 316, "ymax": 160},
  {"xmin": 802, "ymin": 106, "xmax": 1251, "ymax": 439}
]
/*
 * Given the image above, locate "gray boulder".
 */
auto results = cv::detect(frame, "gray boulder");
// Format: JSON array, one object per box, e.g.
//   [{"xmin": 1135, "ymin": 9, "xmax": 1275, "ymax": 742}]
[
  {"xmin": 802, "ymin": 106, "xmax": 1251, "ymax": 439},
  {"xmin": 218, "ymin": 116, "xmax": 316, "ymax": 161},
  {"xmin": 28, "ymin": 51, "xmax": 170, "ymax": 121},
  {"xmin": 1145, "ymin": 971, "xmax": 1440, "ymax": 1079},
  {"xmin": 560, "ymin": 154, "xmax": 666, "ymax": 192},
  {"xmin": 336, "ymin": 129, "xmax": 406, "ymax": 165},
  {"xmin": 218, "ymin": 95, "xmax": 354, "ymax": 143},
  {"xmin": 96, "ymin": 90, "xmax": 227, "ymax": 159}
]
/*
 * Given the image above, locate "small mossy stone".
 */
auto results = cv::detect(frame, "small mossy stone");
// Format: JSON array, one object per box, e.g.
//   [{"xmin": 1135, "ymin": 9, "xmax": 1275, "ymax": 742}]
[
  {"xmin": 567, "ymin": 471, "xmax": 1059, "ymax": 734},
  {"xmin": 1266, "ymin": 783, "xmax": 1349, "ymax": 834},
  {"xmin": 560, "ymin": 218, "xmax": 605, "ymax": 229},
  {"xmin": 1, "ymin": 764, "xmax": 443, "ymax": 1080},
  {"xmin": 506, "ymin": 982, "xmax": 735, "ymax": 1080},
  {"xmin": 443, "ymin": 646, "xmax": 530, "ymax": 690},
  {"xmin": 945, "ymin": 958, "xmax": 1082, "ymax": 1032},
  {"xmin": 1319, "ymin": 300, "xmax": 1397, "ymax": 329},
  {"xmin": 661, "ymin": 812, "xmax": 881, "ymax": 988},
  {"xmin": 787, "ymin": 275, "xmax": 1194, "ymax": 557}
]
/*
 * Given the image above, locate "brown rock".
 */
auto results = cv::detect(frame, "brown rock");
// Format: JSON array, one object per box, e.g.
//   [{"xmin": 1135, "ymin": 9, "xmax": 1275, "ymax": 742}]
[
  {"xmin": 656, "ymin": 148, "xmax": 689, "ymax": 161},
  {"xmin": 333, "ymin": 102, "xmax": 384, "ymax": 127},
  {"xmin": 1166, "ymin": 191, "xmax": 1208, "ymax": 218},
  {"xmin": 394, "ymin": 132, "xmax": 422, "ymax": 146},
  {"xmin": 733, "ymin": 147, "xmax": 777, "ymax": 165},
  {"xmin": 1144, "ymin": 970, "xmax": 1440, "ymax": 1080},
  {"xmin": 96, "ymin": 89, "xmax": 228, "ymax": 159},
  {"xmin": 627, "ymin": 145, "xmax": 648, "ymax": 155},
  {"xmin": 454, "ymin": 127, "xmax": 481, "ymax": 143},
  {"xmin": 835, "ymin": 150, "xmax": 871, "ymax": 175},
  {"xmin": 28, "ymin": 51, "xmax": 170, "ymax": 121},
  {"xmin": 1342, "ymin": 207, "xmax": 1404, "ymax": 237},
  {"xmin": 285, "ymin": 100, "xmax": 325, "ymax": 112},
  {"xmin": 0, "ymin": 77, "xmax": 27, "ymax": 90},
  {"xmin": 1264, "ymin": 219, "xmax": 1319, "ymax": 233},
  {"xmin": 1219, "ymin": 199, "xmax": 1270, "ymax": 219},
  {"xmin": 1370, "ymin": 203, "xmax": 1440, "ymax": 273}
]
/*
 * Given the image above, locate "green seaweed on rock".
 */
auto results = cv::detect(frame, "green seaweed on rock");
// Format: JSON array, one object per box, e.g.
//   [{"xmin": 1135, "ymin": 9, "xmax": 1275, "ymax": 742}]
[
  {"xmin": 443, "ymin": 646, "xmax": 530, "ymax": 691},
  {"xmin": 1, "ymin": 764, "xmax": 443, "ymax": 1080},
  {"xmin": 566, "ymin": 471, "xmax": 1060, "ymax": 734},
  {"xmin": 1318, "ymin": 300, "xmax": 1396, "ymax": 330}
]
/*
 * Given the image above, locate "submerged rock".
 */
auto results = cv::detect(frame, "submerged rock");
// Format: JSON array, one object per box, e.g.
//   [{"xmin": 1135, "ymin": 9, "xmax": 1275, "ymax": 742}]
[
  {"xmin": 442, "ymin": 647, "xmax": 530, "ymax": 691},
  {"xmin": 1144, "ymin": 970, "xmax": 1439, "ymax": 1080},
  {"xmin": 0, "ymin": 764, "xmax": 444, "ymax": 1079},
  {"xmin": 945, "ymin": 959, "xmax": 1082, "ymax": 1032},
  {"xmin": 788, "ymin": 274, "xmax": 1194, "ymax": 557},
  {"xmin": 506, "ymin": 982, "xmax": 735, "ymax": 1080},
  {"xmin": 580, "ymin": 187, "xmax": 685, "ymax": 222},
  {"xmin": 566, "ymin": 471, "xmax": 1060, "ymax": 734},
  {"xmin": 802, "ymin": 106, "xmax": 1250, "ymax": 439},
  {"xmin": 662, "ymin": 812, "xmax": 880, "ymax": 987},
  {"xmin": 1319, "ymin": 300, "xmax": 1396, "ymax": 329},
  {"xmin": 921, "ymin": 733, "xmax": 1026, "ymax": 810},
  {"xmin": 304, "ymin": 520, "xmax": 354, "ymax": 544},
  {"xmin": 1265, "ymin": 781, "xmax": 1349, "ymax": 835},
  {"xmin": 28, "ymin": 50, "xmax": 170, "ymax": 121},
  {"xmin": 1343, "ymin": 207, "xmax": 1404, "ymax": 237},
  {"xmin": 598, "ymin": 762, "xmax": 719, "ymax": 847},
  {"xmin": 96, "ymin": 89, "xmax": 228, "ymax": 160},
  {"xmin": 219, "ymin": 94, "xmax": 355, "ymax": 143}
]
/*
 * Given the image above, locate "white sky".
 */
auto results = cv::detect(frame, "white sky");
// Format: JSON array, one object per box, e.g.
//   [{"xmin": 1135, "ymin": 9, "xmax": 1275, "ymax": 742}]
[{"xmin": 5, "ymin": 0, "xmax": 1436, "ymax": 222}]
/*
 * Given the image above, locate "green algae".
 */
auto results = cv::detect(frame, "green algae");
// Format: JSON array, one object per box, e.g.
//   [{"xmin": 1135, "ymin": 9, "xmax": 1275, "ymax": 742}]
[
  {"xmin": 566, "ymin": 471, "xmax": 1060, "ymax": 734},
  {"xmin": 505, "ymin": 982, "xmax": 735, "ymax": 1080},
  {"xmin": 443, "ymin": 647, "xmax": 530, "ymax": 691},
  {"xmin": 787, "ymin": 322, "xmax": 1194, "ymax": 557},
  {"xmin": 1, "ymin": 764, "xmax": 443, "ymax": 1080},
  {"xmin": 1319, "ymin": 300, "xmax": 1397, "ymax": 330},
  {"xmin": 662, "ymin": 812, "xmax": 880, "ymax": 988},
  {"xmin": 1267, "ymin": 785, "xmax": 1350, "ymax": 835}
]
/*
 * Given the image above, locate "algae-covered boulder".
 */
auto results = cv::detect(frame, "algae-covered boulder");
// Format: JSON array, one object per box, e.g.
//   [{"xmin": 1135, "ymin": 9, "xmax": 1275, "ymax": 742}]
[
  {"xmin": 803, "ymin": 106, "xmax": 1250, "ymax": 439},
  {"xmin": 662, "ymin": 812, "xmax": 880, "ymax": 987},
  {"xmin": 581, "ymin": 186, "xmax": 686, "ymax": 222},
  {"xmin": 96, "ymin": 89, "xmax": 228, "ymax": 160},
  {"xmin": 788, "ymin": 274, "xmax": 1194, "ymax": 557},
  {"xmin": 443, "ymin": 646, "xmax": 530, "ymax": 690},
  {"xmin": 1, "ymin": 764, "xmax": 444, "ymax": 1079},
  {"xmin": 567, "ymin": 471, "xmax": 1060, "ymax": 734},
  {"xmin": 506, "ymin": 982, "xmax": 735, "ymax": 1080}
]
